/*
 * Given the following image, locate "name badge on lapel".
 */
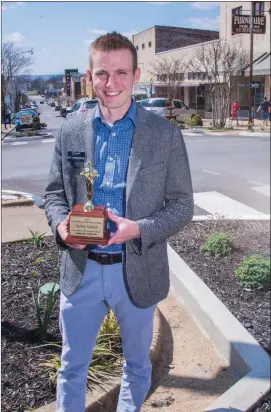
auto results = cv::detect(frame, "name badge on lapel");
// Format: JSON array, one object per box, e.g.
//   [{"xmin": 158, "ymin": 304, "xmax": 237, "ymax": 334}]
[{"xmin": 67, "ymin": 151, "xmax": 86, "ymax": 162}]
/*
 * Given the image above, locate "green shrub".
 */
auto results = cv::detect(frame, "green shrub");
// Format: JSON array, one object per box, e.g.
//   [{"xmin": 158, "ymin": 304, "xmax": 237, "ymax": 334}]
[
  {"xmin": 235, "ymin": 256, "xmax": 270, "ymax": 289},
  {"xmin": 201, "ymin": 232, "xmax": 234, "ymax": 258},
  {"xmin": 13, "ymin": 132, "xmax": 21, "ymax": 137},
  {"xmin": 185, "ymin": 113, "xmax": 203, "ymax": 128},
  {"xmin": 40, "ymin": 122, "xmax": 47, "ymax": 128},
  {"xmin": 27, "ymin": 131, "xmax": 36, "ymax": 136}
]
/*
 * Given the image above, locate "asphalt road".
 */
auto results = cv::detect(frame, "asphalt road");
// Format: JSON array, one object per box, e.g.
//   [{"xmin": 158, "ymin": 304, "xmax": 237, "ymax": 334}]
[{"xmin": 2, "ymin": 96, "xmax": 270, "ymax": 216}]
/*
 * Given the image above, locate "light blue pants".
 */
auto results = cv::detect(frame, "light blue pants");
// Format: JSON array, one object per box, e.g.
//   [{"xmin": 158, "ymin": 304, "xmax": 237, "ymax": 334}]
[{"xmin": 57, "ymin": 258, "xmax": 156, "ymax": 412}]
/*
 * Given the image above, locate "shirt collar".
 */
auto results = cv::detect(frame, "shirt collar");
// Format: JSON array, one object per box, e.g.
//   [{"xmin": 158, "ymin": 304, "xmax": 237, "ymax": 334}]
[{"xmin": 93, "ymin": 98, "xmax": 137, "ymax": 127}]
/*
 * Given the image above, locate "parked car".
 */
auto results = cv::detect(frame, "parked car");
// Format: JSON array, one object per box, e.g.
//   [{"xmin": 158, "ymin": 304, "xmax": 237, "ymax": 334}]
[
  {"xmin": 138, "ymin": 98, "xmax": 189, "ymax": 117},
  {"xmin": 40, "ymin": 99, "xmax": 45, "ymax": 104},
  {"xmin": 66, "ymin": 98, "xmax": 98, "ymax": 119},
  {"xmin": 60, "ymin": 107, "xmax": 71, "ymax": 118},
  {"xmin": 50, "ymin": 102, "xmax": 55, "ymax": 107},
  {"xmin": 21, "ymin": 107, "xmax": 40, "ymax": 116},
  {"xmin": 15, "ymin": 109, "xmax": 39, "ymax": 131},
  {"xmin": 55, "ymin": 104, "xmax": 61, "ymax": 111}
]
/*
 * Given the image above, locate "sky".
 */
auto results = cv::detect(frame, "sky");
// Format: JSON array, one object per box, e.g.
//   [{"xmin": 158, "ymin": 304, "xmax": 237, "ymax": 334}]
[{"xmin": 2, "ymin": 1, "xmax": 221, "ymax": 75}]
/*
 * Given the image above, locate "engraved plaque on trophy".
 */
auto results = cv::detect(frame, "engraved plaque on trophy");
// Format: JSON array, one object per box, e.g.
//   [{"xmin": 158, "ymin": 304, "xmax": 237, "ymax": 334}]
[{"xmin": 66, "ymin": 162, "xmax": 110, "ymax": 245}]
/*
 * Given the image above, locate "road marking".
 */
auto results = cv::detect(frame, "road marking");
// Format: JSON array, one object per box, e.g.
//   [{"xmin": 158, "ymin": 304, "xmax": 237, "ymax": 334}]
[
  {"xmin": 202, "ymin": 169, "xmax": 221, "ymax": 175},
  {"xmin": 42, "ymin": 139, "xmax": 55, "ymax": 143},
  {"xmin": 239, "ymin": 132, "xmax": 270, "ymax": 137},
  {"xmin": 11, "ymin": 142, "xmax": 28, "ymax": 146},
  {"xmin": 182, "ymin": 132, "xmax": 203, "ymax": 137},
  {"xmin": 194, "ymin": 191, "xmax": 263, "ymax": 217},
  {"xmin": 251, "ymin": 185, "xmax": 270, "ymax": 197},
  {"xmin": 248, "ymin": 180, "xmax": 265, "ymax": 185}
]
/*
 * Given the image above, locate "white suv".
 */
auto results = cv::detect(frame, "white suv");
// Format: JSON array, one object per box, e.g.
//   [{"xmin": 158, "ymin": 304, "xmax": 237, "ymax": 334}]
[{"xmin": 66, "ymin": 98, "xmax": 98, "ymax": 118}]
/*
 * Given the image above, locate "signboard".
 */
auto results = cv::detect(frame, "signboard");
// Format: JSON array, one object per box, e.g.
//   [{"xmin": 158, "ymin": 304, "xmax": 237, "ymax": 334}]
[
  {"xmin": 238, "ymin": 83, "xmax": 260, "ymax": 88},
  {"xmin": 64, "ymin": 69, "xmax": 78, "ymax": 97},
  {"xmin": 19, "ymin": 114, "xmax": 32, "ymax": 125},
  {"xmin": 232, "ymin": 15, "xmax": 266, "ymax": 34}
]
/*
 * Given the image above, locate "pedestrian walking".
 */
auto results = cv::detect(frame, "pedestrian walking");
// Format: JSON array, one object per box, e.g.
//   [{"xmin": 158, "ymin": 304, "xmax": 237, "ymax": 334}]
[
  {"xmin": 231, "ymin": 100, "xmax": 240, "ymax": 126},
  {"xmin": 45, "ymin": 31, "xmax": 194, "ymax": 412},
  {"xmin": 5, "ymin": 106, "xmax": 12, "ymax": 128},
  {"xmin": 257, "ymin": 96, "xmax": 271, "ymax": 129}
]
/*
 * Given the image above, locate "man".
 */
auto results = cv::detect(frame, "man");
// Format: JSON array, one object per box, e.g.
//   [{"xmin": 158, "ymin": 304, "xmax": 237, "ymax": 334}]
[
  {"xmin": 45, "ymin": 32, "xmax": 193, "ymax": 412},
  {"xmin": 257, "ymin": 96, "xmax": 271, "ymax": 129}
]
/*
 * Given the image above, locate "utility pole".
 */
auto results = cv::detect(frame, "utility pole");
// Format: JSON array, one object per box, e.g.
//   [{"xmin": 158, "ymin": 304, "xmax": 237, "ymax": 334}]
[{"xmin": 248, "ymin": 1, "xmax": 254, "ymax": 129}]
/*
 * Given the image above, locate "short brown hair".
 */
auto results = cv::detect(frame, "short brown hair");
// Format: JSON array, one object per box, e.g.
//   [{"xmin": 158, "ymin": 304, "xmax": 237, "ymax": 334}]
[{"xmin": 89, "ymin": 31, "xmax": 138, "ymax": 73}]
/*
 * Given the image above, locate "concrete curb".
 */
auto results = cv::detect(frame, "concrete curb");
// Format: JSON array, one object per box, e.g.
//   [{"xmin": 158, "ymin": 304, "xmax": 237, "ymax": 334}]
[
  {"xmin": 1, "ymin": 126, "xmax": 15, "ymax": 140},
  {"xmin": 193, "ymin": 214, "xmax": 271, "ymax": 221},
  {"xmin": 34, "ymin": 308, "xmax": 164, "ymax": 412},
  {"xmin": 3, "ymin": 133, "xmax": 53, "ymax": 142},
  {"xmin": 2, "ymin": 190, "xmax": 44, "ymax": 208},
  {"xmin": 2, "ymin": 198, "xmax": 34, "ymax": 207},
  {"xmin": 168, "ymin": 244, "xmax": 270, "ymax": 411}
]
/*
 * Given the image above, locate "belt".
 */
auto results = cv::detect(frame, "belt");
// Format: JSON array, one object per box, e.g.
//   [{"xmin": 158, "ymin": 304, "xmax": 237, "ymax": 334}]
[{"xmin": 88, "ymin": 251, "xmax": 122, "ymax": 265}]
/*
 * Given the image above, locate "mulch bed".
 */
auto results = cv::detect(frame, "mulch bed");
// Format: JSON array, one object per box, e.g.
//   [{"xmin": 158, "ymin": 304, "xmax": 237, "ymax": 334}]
[
  {"xmin": 169, "ymin": 219, "xmax": 271, "ymax": 412},
  {"xmin": 2, "ymin": 238, "xmax": 61, "ymax": 411},
  {"xmin": 2, "ymin": 221, "xmax": 270, "ymax": 411}
]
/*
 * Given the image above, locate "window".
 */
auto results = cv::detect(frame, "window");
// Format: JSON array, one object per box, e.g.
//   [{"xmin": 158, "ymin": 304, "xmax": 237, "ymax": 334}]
[
  {"xmin": 148, "ymin": 41, "xmax": 152, "ymax": 47},
  {"xmin": 142, "ymin": 43, "xmax": 145, "ymax": 49},
  {"xmin": 139, "ymin": 99, "xmax": 166, "ymax": 107},
  {"xmin": 253, "ymin": 1, "xmax": 264, "ymax": 15},
  {"xmin": 232, "ymin": 6, "xmax": 242, "ymax": 15},
  {"xmin": 71, "ymin": 103, "xmax": 81, "ymax": 112},
  {"xmin": 84, "ymin": 100, "xmax": 98, "ymax": 109}
]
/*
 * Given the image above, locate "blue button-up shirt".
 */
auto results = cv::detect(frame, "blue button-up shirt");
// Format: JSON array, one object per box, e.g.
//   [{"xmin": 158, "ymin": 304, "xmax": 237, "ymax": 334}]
[{"xmin": 92, "ymin": 99, "xmax": 137, "ymax": 253}]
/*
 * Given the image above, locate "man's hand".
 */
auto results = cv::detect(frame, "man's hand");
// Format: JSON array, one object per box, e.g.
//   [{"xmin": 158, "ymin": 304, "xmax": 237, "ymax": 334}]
[
  {"xmin": 100, "ymin": 210, "xmax": 140, "ymax": 248},
  {"xmin": 57, "ymin": 215, "xmax": 86, "ymax": 250}
]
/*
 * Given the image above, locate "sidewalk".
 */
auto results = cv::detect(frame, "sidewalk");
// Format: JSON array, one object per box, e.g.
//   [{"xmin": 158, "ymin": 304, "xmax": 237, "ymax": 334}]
[{"xmin": 1, "ymin": 124, "xmax": 15, "ymax": 140}]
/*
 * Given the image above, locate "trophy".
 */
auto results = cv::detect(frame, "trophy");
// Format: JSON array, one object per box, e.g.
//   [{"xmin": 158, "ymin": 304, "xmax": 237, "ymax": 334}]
[{"xmin": 66, "ymin": 162, "xmax": 110, "ymax": 245}]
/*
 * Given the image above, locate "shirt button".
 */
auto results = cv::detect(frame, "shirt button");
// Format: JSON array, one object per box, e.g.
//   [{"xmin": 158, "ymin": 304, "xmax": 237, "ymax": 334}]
[
  {"xmin": 109, "ymin": 157, "xmax": 114, "ymax": 161},
  {"xmin": 112, "ymin": 132, "xmax": 116, "ymax": 136},
  {"xmin": 106, "ymin": 182, "xmax": 110, "ymax": 186}
]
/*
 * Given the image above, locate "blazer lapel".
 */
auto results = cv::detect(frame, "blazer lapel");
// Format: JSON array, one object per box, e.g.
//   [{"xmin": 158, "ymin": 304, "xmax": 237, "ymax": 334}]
[{"xmin": 126, "ymin": 106, "xmax": 149, "ymax": 204}]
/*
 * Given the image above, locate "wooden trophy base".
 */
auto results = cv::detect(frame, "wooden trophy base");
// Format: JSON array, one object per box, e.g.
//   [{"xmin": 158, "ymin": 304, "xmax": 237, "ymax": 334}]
[{"xmin": 66, "ymin": 205, "xmax": 110, "ymax": 245}]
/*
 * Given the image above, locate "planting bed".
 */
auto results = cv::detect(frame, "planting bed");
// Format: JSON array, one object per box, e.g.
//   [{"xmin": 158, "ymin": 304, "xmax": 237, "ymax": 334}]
[{"xmin": 169, "ymin": 219, "xmax": 270, "ymax": 412}]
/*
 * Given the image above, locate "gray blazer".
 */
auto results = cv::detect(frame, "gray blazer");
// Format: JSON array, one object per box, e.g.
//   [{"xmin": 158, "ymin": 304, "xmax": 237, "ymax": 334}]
[{"xmin": 45, "ymin": 104, "xmax": 194, "ymax": 308}]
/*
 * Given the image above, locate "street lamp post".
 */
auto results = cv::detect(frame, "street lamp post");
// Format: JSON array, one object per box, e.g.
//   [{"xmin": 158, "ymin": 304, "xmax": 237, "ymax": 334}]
[
  {"xmin": 150, "ymin": 78, "xmax": 153, "ymax": 98},
  {"xmin": 248, "ymin": 1, "xmax": 254, "ymax": 129}
]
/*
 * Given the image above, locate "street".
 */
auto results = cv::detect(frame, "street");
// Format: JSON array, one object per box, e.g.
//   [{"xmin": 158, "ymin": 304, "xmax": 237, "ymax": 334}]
[{"xmin": 2, "ymin": 97, "xmax": 270, "ymax": 216}]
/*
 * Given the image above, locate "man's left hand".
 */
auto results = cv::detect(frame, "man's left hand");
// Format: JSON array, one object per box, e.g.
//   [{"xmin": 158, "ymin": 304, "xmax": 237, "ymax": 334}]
[{"xmin": 100, "ymin": 210, "xmax": 140, "ymax": 248}]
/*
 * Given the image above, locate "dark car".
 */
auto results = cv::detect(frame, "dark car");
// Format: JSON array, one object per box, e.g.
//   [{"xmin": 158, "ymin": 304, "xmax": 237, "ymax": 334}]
[
  {"xmin": 55, "ymin": 105, "xmax": 61, "ymax": 111},
  {"xmin": 60, "ymin": 107, "xmax": 71, "ymax": 118},
  {"xmin": 51, "ymin": 102, "xmax": 55, "ymax": 107}
]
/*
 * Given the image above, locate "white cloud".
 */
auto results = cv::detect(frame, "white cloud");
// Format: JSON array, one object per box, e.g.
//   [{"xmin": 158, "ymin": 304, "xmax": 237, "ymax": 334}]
[
  {"xmin": 84, "ymin": 39, "xmax": 95, "ymax": 46},
  {"xmin": 4, "ymin": 32, "xmax": 25, "ymax": 43},
  {"xmin": 52, "ymin": 57, "xmax": 61, "ymax": 62},
  {"xmin": 188, "ymin": 15, "xmax": 220, "ymax": 30},
  {"xmin": 191, "ymin": 2, "xmax": 219, "ymax": 10},
  {"xmin": 122, "ymin": 30, "xmax": 138, "ymax": 39},
  {"xmin": 87, "ymin": 28, "xmax": 108, "ymax": 35},
  {"xmin": 2, "ymin": 1, "xmax": 26, "ymax": 11},
  {"xmin": 42, "ymin": 48, "xmax": 51, "ymax": 54}
]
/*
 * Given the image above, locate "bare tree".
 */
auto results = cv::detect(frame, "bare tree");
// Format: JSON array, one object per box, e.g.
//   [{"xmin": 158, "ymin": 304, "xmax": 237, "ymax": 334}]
[
  {"xmin": 149, "ymin": 57, "xmax": 186, "ymax": 98},
  {"xmin": 1, "ymin": 42, "xmax": 34, "ymax": 110},
  {"xmin": 186, "ymin": 39, "xmax": 249, "ymax": 127}
]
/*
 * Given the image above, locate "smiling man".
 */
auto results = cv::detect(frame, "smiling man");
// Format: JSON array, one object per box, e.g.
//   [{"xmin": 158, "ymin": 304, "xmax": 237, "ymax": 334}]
[{"xmin": 45, "ymin": 32, "xmax": 194, "ymax": 412}]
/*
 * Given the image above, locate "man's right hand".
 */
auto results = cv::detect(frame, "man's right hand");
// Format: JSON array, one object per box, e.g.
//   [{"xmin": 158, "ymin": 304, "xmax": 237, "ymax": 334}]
[{"xmin": 57, "ymin": 216, "xmax": 86, "ymax": 250}]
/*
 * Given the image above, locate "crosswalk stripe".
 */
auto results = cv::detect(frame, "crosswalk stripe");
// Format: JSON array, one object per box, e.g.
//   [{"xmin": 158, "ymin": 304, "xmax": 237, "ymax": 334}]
[
  {"xmin": 251, "ymin": 185, "xmax": 270, "ymax": 197},
  {"xmin": 194, "ymin": 191, "xmax": 263, "ymax": 217},
  {"xmin": 11, "ymin": 142, "xmax": 28, "ymax": 145},
  {"xmin": 42, "ymin": 139, "xmax": 55, "ymax": 143}
]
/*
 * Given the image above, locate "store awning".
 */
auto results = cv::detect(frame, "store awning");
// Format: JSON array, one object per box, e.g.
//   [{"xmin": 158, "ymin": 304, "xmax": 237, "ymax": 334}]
[{"xmin": 245, "ymin": 52, "xmax": 271, "ymax": 76}]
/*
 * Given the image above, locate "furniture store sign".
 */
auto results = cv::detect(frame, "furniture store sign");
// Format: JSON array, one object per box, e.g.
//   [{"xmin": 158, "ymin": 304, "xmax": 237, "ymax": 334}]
[{"xmin": 232, "ymin": 15, "xmax": 266, "ymax": 34}]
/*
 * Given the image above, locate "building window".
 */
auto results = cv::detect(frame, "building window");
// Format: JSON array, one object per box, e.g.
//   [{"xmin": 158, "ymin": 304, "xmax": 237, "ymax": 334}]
[
  {"xmin": 142, "ymin": 43, "xmax": 145, "ymax": 49},
  {"xmin": 253, "ymin": 1, "xmax": 264, "ymax": 15},
  {"xmin": 148, "ymin": 41, "xmax": 152, "ymax": 47},
  {"xmin": 232, "ymin": 6, "xmax": 242, "ymax": 15}
]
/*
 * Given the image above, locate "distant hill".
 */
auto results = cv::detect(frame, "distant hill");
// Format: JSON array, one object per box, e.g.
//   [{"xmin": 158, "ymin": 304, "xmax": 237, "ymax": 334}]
[{"xmin": 30, "ymin": 74, "xmax": 64, "ymax": 79}]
